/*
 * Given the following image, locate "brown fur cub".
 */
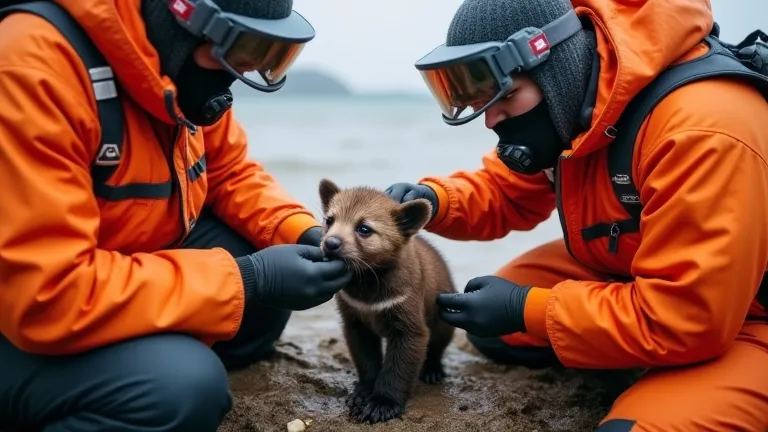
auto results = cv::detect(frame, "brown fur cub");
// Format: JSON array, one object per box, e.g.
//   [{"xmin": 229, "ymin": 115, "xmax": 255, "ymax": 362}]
[{"xmin": 317, "ymin": 178, "xmax": 456, "ymax": 424}]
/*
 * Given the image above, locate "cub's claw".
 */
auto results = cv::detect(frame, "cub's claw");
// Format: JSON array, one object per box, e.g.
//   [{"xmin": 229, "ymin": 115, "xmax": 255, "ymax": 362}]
[
  {"xmin": 352, "ymin": 394, "xmax": 405, "ymax": 424},
  {"xmin": 419, "ymin": 361, "xmax": 447, "ymax": 384}
]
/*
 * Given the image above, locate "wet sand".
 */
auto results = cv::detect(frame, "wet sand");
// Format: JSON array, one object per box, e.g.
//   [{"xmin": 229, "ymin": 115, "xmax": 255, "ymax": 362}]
[{"xmin": 219, "ymin": 301, "xmax": 642, "ymax": 432}]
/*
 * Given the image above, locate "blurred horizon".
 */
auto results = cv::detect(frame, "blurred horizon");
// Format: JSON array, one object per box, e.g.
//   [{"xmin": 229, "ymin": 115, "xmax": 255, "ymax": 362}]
[{"xmin": 283, "ymin": 0, "xmax": 764, "ymax": 95}]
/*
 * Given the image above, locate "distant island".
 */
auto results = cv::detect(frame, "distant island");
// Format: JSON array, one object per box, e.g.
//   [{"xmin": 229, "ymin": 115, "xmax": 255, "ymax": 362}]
[
  {"xmin": 232, "ymin": 68, "xmax": 430, "ymax": 101},
  {"xmin": 232, "ymin": 68, "xmax": 353, "ymax": 98}
]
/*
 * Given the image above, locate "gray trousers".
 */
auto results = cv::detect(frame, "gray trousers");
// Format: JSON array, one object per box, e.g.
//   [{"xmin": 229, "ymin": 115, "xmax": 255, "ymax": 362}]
[
  {"xmin": 0, "ymin": 210, "xmax": 291, "ymax": 432},
  {"xmin": 466, "ymin": 333, "xmax": 561, "ymax": 368}
]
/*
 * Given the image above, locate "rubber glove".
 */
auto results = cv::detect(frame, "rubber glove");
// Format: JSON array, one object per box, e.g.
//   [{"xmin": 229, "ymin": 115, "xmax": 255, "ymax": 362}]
[
  {"xmin": 235, "ymin": 244, "xmax": 352, "ymax": 311},
  {"xmin": 436, "ymin": 275, "xmax": 531, "ymax": 337},
  {"xmin": 385, "ymin": 182, "xmax": 439, "ymax": 220},
  {"xmin": 297, "ymin": 226, "xmax": 323, "ymax": 247}
]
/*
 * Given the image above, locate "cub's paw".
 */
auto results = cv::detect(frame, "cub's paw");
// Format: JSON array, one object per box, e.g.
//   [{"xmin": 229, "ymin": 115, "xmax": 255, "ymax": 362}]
[
  {"xmin": 352, "ymin": 394, "xmax": 405, "ymax": 424},
  {"xmin": 346, "ymin": 383, "xmax": 373, "ymax": 417},
  {"xmin": 419, "ymin": 361, "xmax": 447, "ymax": 384}
]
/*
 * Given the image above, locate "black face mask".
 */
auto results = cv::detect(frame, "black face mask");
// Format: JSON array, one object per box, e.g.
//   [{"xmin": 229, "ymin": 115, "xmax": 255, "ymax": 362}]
[
  {"xmin": 174, "ymin": 54, "xmax": 238, "ymax": 127},
  {"xmin": 493, "ymin": 102, "xmax": 565, "ymax": 175}
]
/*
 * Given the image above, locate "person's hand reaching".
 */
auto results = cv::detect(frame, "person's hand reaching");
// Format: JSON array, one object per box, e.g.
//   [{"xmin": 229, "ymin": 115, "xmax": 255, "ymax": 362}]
[
  {"xmin": 436, "ymin": 275, "xmax": 531, "ymax": 337},
  {"xmin": 236, "ymin": 244, "xmax": 352, "ymax": 311},
  {"xmin": 385, "ymin": 182, "xmax": 439, "ymax": 221}
]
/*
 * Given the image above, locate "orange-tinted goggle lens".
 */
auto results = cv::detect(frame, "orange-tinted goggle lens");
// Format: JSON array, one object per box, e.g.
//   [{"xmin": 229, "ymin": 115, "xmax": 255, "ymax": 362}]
[
  {"xmin": 418, "ymin": 58, "xmax": 501, "ymax": 118},
  {"xmin": 224, "ymin": 32, "xmax": 306, "ymax": 84}
]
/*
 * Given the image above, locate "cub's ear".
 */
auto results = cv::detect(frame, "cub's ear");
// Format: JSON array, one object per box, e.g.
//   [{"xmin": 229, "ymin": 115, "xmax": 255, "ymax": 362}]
[
  {"xmin": 319, "ymin": 178, "xmax": 341, "ymax": 213},
  {"xmin": 394, "ymin": 198, "xmax": 432, "ymax": 237}
]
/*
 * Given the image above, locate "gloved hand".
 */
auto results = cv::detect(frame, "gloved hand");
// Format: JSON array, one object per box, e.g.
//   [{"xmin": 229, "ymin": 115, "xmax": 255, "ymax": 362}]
[
  {"xmin": 297, "ymin": 226, "xmax": 323, "ymax": 247},
  {"xmin": 385, "ymin": 182, "xmax": 439, "ymax": 220},
  {"xmin": 235, "ymin": 244, "xmax": 353, "ymax": 311},
  {"xmin": 435, "ymin": 275, "xmax": 531, "ymax": 337}
]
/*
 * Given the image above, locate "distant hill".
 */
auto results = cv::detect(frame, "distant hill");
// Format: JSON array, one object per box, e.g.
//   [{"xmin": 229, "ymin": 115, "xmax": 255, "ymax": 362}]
[{"xmin": 232, "ymin": 69, "xmax": 353, "ymax": 98}]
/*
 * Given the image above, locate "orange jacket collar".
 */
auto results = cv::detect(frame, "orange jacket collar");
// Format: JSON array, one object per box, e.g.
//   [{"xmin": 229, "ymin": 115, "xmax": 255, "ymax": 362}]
[
  {"xmin": 54, "ymin": 0, "xmax": 182, "ymax": 124},
  {"xmin": 569, "ymin": 0, "xmax": 714, "ymax": 157}
]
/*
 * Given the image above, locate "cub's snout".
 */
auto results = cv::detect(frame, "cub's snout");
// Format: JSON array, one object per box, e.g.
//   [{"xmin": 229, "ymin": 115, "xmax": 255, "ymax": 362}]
[{"xmin": 321, "ymin": 235, "xmax": 344, "ymax": 259}]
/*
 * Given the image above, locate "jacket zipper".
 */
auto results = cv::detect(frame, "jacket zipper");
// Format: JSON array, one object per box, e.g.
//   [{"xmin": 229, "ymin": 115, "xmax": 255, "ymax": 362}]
[
  {"xmin": 608, "ymin": 222, "xmax": 620, "ymax": 254},
  {"xmin": 160, "ymin": 90, "xmax": 197, "ymax": 249},
  {"xmin": 555, "ymin": 156, "xmax": 603, "ymax": 274},
  {"xmin": 182, "ymin": 130, "xmax": 193, "ymax": 229},
  {"xmin": 168, "ymin": 124, "xmax": 188, "ymax": 247}
]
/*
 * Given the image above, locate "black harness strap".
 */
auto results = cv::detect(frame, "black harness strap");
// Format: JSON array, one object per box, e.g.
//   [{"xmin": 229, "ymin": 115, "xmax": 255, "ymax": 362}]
[
  {"xmin": 606, "ymin": 36, "xmax": 768, "ymax": 226},
  {"xmin": 584, "ymin": 33, "xmax": 768, "ymax": 308},
  {"xmin": 0, "ymin": 1, "xmax": 174, "ymax": 200}
]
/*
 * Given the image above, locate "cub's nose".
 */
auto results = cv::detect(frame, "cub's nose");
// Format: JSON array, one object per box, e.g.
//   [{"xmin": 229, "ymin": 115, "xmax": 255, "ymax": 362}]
[{"xmin": 322, "ymin": 236, "xmax": 343, "ymax": 257}]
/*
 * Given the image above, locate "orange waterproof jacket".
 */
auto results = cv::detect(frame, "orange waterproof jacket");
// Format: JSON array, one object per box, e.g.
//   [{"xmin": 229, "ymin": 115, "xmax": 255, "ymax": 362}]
[
  {"xmin": 0, "ymin": 0, "xmax": 320, "ymax": 355},
  {"xmin": 420, "ymin": 0, "xmax": 768, "ymax": 369}
]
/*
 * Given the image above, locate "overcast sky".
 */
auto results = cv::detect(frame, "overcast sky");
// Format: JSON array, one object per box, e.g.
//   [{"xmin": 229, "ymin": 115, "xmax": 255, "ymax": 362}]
[{"xmin": 289, "ymin": 0, "xmax": 766, "ymax": 93}]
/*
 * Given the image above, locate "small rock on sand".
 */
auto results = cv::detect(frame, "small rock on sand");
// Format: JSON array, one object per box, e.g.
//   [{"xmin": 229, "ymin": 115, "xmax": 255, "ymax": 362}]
[{"xmin": 287, "ymin": 419, "xmax": 306, "ymax": 432}]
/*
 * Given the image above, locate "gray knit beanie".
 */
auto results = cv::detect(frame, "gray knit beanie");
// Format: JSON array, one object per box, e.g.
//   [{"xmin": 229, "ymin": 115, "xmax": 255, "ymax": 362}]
[
  {"xmin": 141, "ymin": 0, "xmax": 293, "ymax": 81},
  {"xmin": 447, "ymin": 0, "xmax": 596, "ymax": 143}
]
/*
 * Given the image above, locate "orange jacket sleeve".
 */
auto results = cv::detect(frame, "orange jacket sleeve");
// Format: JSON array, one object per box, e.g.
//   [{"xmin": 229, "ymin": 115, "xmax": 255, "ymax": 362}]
[
  {"xmin": 0, "ymin": 66, "xmax": 245, "ymax": 355},
  {"xmin": 418, "ymin": 149, "xmax": 556, "ymax": 241},
  {"xmin": 523, "ymin": 130, "xmax": 768, "ymax": 368},
  {"xmin": 202, "ymin": 112, "xmax": 319, "ymax": 249}
]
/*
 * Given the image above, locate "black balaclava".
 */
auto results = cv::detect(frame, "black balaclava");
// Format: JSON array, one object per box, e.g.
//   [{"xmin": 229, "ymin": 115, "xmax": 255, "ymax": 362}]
[
  {"xmin": 141, "ymin": 0, "xmax": 293, "ymax": 126},
  {"xmin": 446, "ymin": 0, "xmax": 597, "ymax": 174}
]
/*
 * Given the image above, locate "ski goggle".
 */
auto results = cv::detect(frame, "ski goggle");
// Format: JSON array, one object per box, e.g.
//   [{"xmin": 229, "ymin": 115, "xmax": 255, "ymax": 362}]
[
  {"xmin": 169, "ymin": 0, "xmax": 315, "ymax": 92},
  {"xmin": 414, "ymin": 9, "xmax": 583, "ymax": 126}
]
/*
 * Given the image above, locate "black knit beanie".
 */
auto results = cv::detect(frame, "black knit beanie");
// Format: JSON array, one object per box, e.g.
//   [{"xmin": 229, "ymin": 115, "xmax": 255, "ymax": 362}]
[
  {"xmin": 141, "ymin": 0, "xmax": 294, "ymax": 81},
  {"xmin": 446, "ymin": 0, "xmax": 596, "ymax": 143}
]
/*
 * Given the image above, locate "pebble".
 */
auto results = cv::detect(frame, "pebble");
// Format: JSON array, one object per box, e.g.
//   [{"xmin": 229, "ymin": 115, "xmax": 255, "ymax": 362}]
[{"xmin": 286, "ymin": 419, "xmax": 306, "ymax": 432}]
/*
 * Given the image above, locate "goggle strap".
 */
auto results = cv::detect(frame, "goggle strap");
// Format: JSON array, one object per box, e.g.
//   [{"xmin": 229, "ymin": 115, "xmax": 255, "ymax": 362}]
[
  {"xmin": 494, "ymin": 9, "xmax": 583, "ymax": 74},
  {"xmin": 541, "ymin": 9, "xmax": 583, "ymax": 48}
]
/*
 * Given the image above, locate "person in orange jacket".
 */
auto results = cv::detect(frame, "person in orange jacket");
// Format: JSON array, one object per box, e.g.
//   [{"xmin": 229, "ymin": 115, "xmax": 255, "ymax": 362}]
[
  {"xmin": 387, "ymin": 0, "xmax": 768, "ymax": 430},
  {"xmin": 0, "ymin": 0, "xmax": 352, "ymax": 431}
]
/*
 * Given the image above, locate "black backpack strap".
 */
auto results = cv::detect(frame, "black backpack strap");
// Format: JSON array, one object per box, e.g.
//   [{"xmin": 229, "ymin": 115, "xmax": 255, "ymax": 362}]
[
  {"xmin": 758, "ymin": 276, "xmax": 768, "ymax": 312},
  {"xmin": 0, "ymin": 1, "xmax": 129, "ymax": 200},
  {"xmin": 607, "ymin": 36, "xmax": 768, "ymax": 227},
  {"xmin": 582, "ymin": 36, "xmax": 768, "ymax": 255},
  {"xmin": 594, "ymin": 34, "xmax": 768, "ymax": 309}
]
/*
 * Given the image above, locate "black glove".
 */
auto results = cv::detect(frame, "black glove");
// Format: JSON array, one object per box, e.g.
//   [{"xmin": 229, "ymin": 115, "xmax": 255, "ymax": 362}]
[
  {"xmin": 435, "ymin": 275, "xmax": 531, "ymax": 337},
  {"xmin": 297, "ymin": 226, "xmax": 323, "ymax": 247},
  {"xmin": 235, "ymin": 244, "xmax": 353, "ymax": 311},
  {"xmin": 385, "ymin": 182, "xmax": 439, "ymax": 220}
]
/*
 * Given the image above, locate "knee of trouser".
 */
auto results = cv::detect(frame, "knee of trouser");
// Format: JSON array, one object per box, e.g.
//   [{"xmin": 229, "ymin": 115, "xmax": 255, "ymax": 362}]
[
  {"xmin": 214, "ymin": 306, "xmax": 292, "ymax": 370},
  {"xmin": 133, "ymin": 335, "xmax": 233, "ymax": 429},
  {"xmin": 596, "ymin": 419, "xmax": 637, "ymax": 431},
  {"xmin": 466, "ymin": 332, "xmax": 561, "ymax": 368}
]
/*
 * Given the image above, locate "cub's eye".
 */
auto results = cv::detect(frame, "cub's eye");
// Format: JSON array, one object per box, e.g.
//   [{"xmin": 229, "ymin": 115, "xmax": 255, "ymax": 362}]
[
  {"xmin": 324, "ymin": 216, "xmax": 335, "ymax": 227},
  {"xmin": 356, "ymin": 223, "xmax": 373, "ymax": 237}
]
